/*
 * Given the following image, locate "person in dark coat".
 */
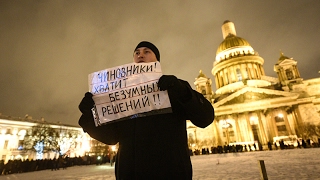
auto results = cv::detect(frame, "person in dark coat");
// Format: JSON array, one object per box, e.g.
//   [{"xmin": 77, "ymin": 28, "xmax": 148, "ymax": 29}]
[
  {"xmin": 78, "ymin": 41, "xmax": 214, "ymax": 180},
  {"xmin": 268, "ymin": 141, "xmax": 272, "ymax": 150}
]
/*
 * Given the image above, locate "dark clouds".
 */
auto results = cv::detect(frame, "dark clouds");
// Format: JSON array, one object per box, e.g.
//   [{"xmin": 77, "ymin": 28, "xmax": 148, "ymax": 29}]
[{"xmin": 1, "ymin": 0, "xmax": 320, "ymax": 126}]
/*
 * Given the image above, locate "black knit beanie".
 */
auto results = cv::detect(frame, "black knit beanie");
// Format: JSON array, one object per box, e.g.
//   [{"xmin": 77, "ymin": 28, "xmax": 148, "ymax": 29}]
[{"xmin": 134, "ymin": 41, "xmax": 160, "ymax": 61}]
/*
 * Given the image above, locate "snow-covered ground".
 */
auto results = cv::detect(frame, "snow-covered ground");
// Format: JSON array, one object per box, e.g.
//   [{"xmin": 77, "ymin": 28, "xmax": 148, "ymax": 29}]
[{"xmin": 1, "ymin": 148, "xmax": 320, "ymax": 180}]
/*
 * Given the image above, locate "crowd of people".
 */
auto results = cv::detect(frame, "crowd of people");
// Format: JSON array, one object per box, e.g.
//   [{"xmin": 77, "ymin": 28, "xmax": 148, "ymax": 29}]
[
  {"xmin": 0, "ymin": 154, "xmax": 113, "ymax": 175},
  {"xmin": 191, "ymin": 138, "xmax": 320, "ymax": 155},
  {"xmin": 192, "ymin": 144, "xmax": 261, "ymax": 155},
  {"xmin": 1, "ymin": 138, "xmax": 319, "ymax": 175}
]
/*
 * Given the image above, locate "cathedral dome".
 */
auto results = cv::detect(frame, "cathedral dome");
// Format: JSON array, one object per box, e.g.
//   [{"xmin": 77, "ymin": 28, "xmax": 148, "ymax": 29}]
[
  {"xmin": 215, "ymin": 21, "xmax": 256, "ymax": 63},
  {"xmin": 216, "ymin": 34, "xmax": 251, "ymax": 54}
]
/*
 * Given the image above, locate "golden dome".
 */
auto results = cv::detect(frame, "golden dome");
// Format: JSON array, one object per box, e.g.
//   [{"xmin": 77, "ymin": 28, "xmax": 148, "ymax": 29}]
[{"xmin": 216, "ymin": 34, "xmax": 251, "ymax": 54}]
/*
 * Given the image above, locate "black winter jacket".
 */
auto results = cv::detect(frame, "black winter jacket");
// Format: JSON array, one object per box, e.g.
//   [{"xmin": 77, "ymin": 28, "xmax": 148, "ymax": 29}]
[{"xmin": 79, "ymin": 79, "xmax": 214, "ymax": 180}]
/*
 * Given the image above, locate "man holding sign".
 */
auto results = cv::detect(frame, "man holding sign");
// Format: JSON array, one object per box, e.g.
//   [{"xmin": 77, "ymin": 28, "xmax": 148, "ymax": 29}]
[{"xmin": 78, "ymin": 41, "xmax": 214, "ymax": 180}]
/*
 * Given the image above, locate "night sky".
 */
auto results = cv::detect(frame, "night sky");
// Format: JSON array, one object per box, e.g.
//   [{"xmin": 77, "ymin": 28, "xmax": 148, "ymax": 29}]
[{"xmin": 1, "ymin": 0, "xmax": 320, "ymax": 126}]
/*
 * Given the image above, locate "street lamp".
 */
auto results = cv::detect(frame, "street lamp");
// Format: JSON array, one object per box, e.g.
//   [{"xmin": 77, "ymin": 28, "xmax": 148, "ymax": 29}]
[
  {"xmin": 187, "ymin": 125, "xmax": 198, "ymax": 150},
  {"xmin": 111, "ymin": 145, "xmax": 116, "ymax": 152},
  {"xmin": 222, "ymin": 120, "xmax": 232, "ymax": 145}
]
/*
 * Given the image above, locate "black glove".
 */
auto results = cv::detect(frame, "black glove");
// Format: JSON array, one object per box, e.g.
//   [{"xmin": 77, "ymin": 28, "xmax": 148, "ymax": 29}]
[
  {"xmin": 78, "ymin": 92, "xmax": 95, "ymax": 114},
  {"xmin": 158, "ymin": 75, "xmax": 180, "ymax": 91},
  {"xmin": 158, "ymin": 75, "xmax": 191, "ymax": 101}
]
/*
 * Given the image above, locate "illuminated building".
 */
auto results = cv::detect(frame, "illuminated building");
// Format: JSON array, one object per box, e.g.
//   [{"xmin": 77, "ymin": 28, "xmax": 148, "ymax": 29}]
[
  {"xmin": 188, "ymin": 21, "xmax": 320, "ymax": 150},
  {"xmin": 0, "ymin": 114, "xmax": 91, "ymax": 163}
]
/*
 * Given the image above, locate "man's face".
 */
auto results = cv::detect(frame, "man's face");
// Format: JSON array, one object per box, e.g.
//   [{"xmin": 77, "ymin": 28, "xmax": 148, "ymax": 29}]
[{"xmin": 133, "ymin": 47, "xmax": 157, "ymax": 63}]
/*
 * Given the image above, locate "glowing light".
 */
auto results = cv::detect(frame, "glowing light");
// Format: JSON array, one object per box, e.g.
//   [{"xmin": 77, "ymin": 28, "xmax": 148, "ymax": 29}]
[
  {"xmin": 18, "ymin": 129, "xmax": 26, "ymax": 136},
  {"xmin": 15, "ymin": 154, "xmax": 23, "ymax": 160},
  {"xmin": 221, "ymin": 120, "xmax": 232, "ymax": 129},
  {"xmin": 34, "ymin": 141, "xmax": 44, "ymax": 159},
  {"xmin": 111, "ymin": 145, "xmax": 116, "ymax": 152},
  {"xmin": 82, "ymin": 140, "xmax": 91, "ymax": 151},
  {"xmin": 250, "ymin": 116, "xmax": 258, "ymax": 125},
  {"xmin": 12, "ymin": 128, "xmax": 18, "ymax": 135},
  {"xmin": 278, "ymin": 113, "xmax": 284, "ymax": 118}
]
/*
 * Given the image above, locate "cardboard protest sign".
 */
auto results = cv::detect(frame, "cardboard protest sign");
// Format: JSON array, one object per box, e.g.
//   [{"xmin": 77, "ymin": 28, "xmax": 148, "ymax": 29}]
[{"xmin": 88, "ymin": 61, "xmax": 172, "ymax": 126}]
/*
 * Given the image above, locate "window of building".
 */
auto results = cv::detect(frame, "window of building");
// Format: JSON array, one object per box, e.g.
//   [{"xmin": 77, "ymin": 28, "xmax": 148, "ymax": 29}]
[
  {"xmin": 275, "ymin": 116, "xmax": 284, "ymax": 122},
  {"xmin": 229, "ymin": 131, "xmax": 235, "ymax": 137},
  {"xmin": 251, "ymin": 124, "xmax": 260, "ymax": 141},
  {"xmin": 223, "ymin": 130, "xmax": 234, "ymax": 137},
  {"xmin": 4, "ymin": 140, "xmax": 8, "ymax": 149},
  {"xmin": 236, "ymin": 68, "xmax": 242, "ymax": 81},
  {"xmin": 201, "ymin": 87, "xmax": 206, "ymax": 94},
  {"xmin": 225, "ymin": 73, "xmax": 229, "ymax": 84},
  {"xmin": 286, "ymin": 69, "xmax": 294, "ymax": 80},
  {"xmin": 277, "ymin": 125, "xmax": 287, "ymax": 132},
  {"xmin": 18, "ymin": 140, "xmax": 24, "ymax": 150},
  {"xmin": 244, "ymin": 68, "xmax": 249, "ymax": 79}
]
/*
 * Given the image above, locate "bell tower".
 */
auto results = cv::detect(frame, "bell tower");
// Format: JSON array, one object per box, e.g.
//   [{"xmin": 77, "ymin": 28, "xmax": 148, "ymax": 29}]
[
  {"xmin": 274, "ymin": 52, "xmax": 303, "ymax": 91},
  {"xmin": 194, "ymin": 70, "xmax": 213, "ymax": 102}
]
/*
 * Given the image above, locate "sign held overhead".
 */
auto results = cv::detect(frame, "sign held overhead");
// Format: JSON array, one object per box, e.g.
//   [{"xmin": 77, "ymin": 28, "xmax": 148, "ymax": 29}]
[{"xmin": 88, "ymin": 61, "xmax": 172, "ymax": 126}]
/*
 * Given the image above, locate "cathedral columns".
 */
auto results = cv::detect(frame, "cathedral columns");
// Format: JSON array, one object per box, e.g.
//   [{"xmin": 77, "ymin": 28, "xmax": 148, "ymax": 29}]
[
  {"xmin": 226, "ymin": 68, "xmax": 231, "ymax": 85},
  {"xmin": 253, "ymin": 63, "xmax": 260, "ymax": 79},
  {"xmin": 247, "ymin": 64, "xmax": 252, "ymax": 79},
  {"xmin": 212, "ymin": 120, "xmax": 220, "ymax": 146},
  {"xmin": 294, "ymin": 65, "xmax": 301, "ymax": 78},
  {"xmin": 220, "ymin": 71, "xmax": 225, "ymax": 86},
  {"xmin": 214, "ymin": 76, "xmax": 219, "ymax": 89},
  {"xmin": 257, "ymin": 111, "xmax": 268, "ymax": 144},
  {"xmin": 245, "ymin": 112, "xmax": 254, "ymax": 142},
  {"xmin": 230, "ymin": 66, "xmax": 236, "ymax": 83},
  {"xmin": 281, "ymin": 69, "xmax": 287, "ymax": 81},
  {"xmin": 257, "ymin": 64, "xmax": 261, "ymax": 78},
  {"xmin": 253, "ymin": 63, "xmax": 259, "ymax": 79},
  {"xmin": 287, "ymin": 111, "xmax": 297, "ymax": 135},
  {"xmin": 233, "ymin": 114, "xmax": 243, "ymax": 142},
  {"xmin": 240, "ymin": 64, "xmax": 246, "ymax": 80},
  {"xmin": 260, "ymin": 64, "xmax": 265, "ymax": 76},
  {"xmin": 292, "ymin": 107, "xmax": 303, "ymax": 136},
  {"xmin": 216, "ymin": 72, "xmax": 220, "ymax": 88},
  {"xmin": 280, "ymin": 108, "xmax": 293, "ymax": 135},
  {"xmin": 251, "ymin": 63, "xmax": 255, "ymax": 78},
  {"xmin": 269, "ymin": 110, "xmax": 278, "ymax": 137},
  {"xmin": 276, "ymin": 72, "xmax": 282, "ymax": 82},
  {"xmin": 262, "ymin": 110, "xmax": 272, "ymax": 142},
  {"xmin": 218, "ymin": 75, "xmax": 222, "ymax": 88},
  {"xmin": 215, "ymin": 118, "xmax": 223, "ymax": 145}
]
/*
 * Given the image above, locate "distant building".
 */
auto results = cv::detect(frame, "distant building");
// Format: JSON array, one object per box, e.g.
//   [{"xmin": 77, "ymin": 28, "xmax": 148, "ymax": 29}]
[
  {"xmin": 0, "ymin": 114, "xmax": 91, "ymax": 163},
  {"xmin": 187, "ymin": 21, "xmax": 320, "ymax": 150}
]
